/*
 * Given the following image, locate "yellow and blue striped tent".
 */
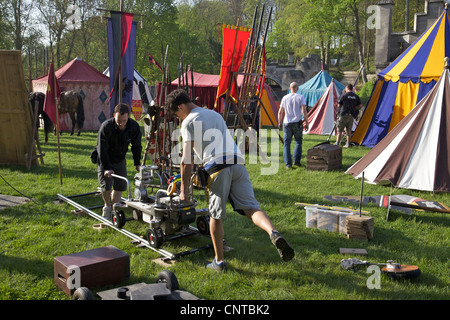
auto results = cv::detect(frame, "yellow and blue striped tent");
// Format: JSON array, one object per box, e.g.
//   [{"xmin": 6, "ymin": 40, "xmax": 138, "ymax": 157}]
[{"xmin": 352, "ymin": 7, "xmax": 450, "ymax": 147}]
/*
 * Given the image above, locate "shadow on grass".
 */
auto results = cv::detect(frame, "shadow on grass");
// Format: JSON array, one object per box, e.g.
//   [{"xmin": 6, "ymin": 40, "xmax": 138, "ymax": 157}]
[{"xmin": 0, "ymin": 253, "xmax": 54, "ymax": 279}]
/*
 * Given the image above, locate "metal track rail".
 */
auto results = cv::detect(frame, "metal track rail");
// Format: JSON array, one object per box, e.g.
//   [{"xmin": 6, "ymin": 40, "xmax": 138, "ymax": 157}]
[{"xmin": 57, "ymin": 193, "xmax": 176, "ymax": 260}]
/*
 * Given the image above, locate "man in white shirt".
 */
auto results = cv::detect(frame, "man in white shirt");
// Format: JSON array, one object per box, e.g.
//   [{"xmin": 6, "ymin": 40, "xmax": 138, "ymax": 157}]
[
  {"xmin": 166, "ymin": 89, "xmax": 295, "ymax": 272},
  {"xmin": 278, "ymin": 82, "xmax": 309, "ymax": 168}
]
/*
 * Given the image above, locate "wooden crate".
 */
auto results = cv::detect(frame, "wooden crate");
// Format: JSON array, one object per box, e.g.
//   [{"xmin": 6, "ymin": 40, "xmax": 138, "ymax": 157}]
[
  {"xmin": 346, "ymin": 215, "xmax": 374, "ymax": 240},
  {"xmin": 307, "ymin": 143, "xmax": 342, "ymax": 171},
  {"xmin": 54, "ymin": 246, "xmax": 130, "ymax": 296}
]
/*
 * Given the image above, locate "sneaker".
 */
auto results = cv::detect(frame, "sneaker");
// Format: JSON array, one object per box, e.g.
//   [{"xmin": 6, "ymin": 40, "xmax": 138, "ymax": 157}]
[
  {"xmin": 270, "ymin": 231, "xmax": 295, "ymax": 262},
  {"xmin": 102, "ymin": 206, "xmax": 111, "ymax": 220},
  {"xmin": 344, "ymin": 143, "xmax": 350, "ymax": 148},
  {"xmin": 334, "ymin": 141, "xmax": 339, "ymax": 146},
  {"xmin": 206, "ymin": 258, "xmax": 227, "ymax": 272},
  {"xmin": 294, "ymin": 162, "xmax": 301, "ymax": 167}
]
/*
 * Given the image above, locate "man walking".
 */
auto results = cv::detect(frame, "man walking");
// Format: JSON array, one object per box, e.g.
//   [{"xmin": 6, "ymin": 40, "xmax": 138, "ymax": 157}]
[
  {"xmin": 335, "ymin": 84, "xmax": 362, "ymax": 148},
  {"xmin": 278, "ymin": 82, "xmax": 309, "ymax": 168}
]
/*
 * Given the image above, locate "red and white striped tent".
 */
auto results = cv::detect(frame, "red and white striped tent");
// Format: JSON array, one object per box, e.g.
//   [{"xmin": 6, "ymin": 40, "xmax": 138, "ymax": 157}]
[
  {"xmin": 346, "ymin": 62, "xmax": 450, "ymax": 192},
  {"xmin": 304, "ymin": 79, "xmax": 357, "ymax": 136}
]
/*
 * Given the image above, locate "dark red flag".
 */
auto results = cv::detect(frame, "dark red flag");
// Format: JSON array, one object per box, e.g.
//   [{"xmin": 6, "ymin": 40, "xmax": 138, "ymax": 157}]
[{"xmin": 43, "ymin": 60, "xmax": 61, "ymax": 127}]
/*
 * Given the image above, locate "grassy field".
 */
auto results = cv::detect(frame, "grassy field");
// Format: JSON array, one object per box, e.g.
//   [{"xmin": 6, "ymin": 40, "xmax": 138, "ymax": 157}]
[{"xmin": 0, "ymin": 126, "xmax": 448, "ymax": 301}]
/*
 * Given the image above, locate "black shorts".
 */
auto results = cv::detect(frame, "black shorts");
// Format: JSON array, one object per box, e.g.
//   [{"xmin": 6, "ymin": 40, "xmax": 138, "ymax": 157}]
[{"xmin": 97, "ymin": 159, "xmax": 127, "ymax": 192}]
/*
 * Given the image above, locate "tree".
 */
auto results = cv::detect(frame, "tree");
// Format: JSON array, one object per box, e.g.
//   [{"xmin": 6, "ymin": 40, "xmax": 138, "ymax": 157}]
[
  {"xmin": 333, "ymin": 0, "xmax": 368, "ymax": 83},
  {"xmin": 35, "ymin": 0, "xmax": 73, "ymax": 67}
]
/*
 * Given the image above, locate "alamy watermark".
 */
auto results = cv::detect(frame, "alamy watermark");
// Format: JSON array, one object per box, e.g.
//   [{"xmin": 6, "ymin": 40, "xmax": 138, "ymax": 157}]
[
  {"xmin": 366, "ymin": 265, "xmax": 381, "ymax": 289},
  {"xmin": 66, "ymin": 4, "xmax": 82, "ymax": 30},
  {"xmin": 367, "ymin": 5, "xmax": 381, "ymax": 30}
]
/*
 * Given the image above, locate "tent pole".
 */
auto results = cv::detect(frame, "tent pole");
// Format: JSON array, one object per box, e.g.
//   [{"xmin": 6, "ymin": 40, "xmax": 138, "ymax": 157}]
[{"xmin": 359, "ymin": 172, "xmax": 364, "ymax": 217}]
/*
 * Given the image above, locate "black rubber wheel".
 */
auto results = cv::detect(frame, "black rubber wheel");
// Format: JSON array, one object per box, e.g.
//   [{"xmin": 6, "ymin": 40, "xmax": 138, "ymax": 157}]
[
  {"xmin": 196, "ymin": 216, "xmax": 210, "ymax": 235},
  {"xmin": 146, "ymin": 227, "xmax": 164, "ymax": 248},
  {"xmin": 156, "ymin": 270, "xmax": 179, "ymax": 291},
  {"xmin": 72, "ymin": 287, "xmax": 94, "ymax": 300},
  {"xmin": 112, "ymin": 210, "xmax": 126, "ymax": 228},
  {"xmin": 382, "ymin": 265, "xmax": 421, "ymax": 279}
]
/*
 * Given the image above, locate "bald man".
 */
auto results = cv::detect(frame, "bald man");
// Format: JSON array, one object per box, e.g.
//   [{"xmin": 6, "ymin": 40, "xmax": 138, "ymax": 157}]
[{"xmin": 278, "ymin": 82, "xmax": 309, "ymax": 169}]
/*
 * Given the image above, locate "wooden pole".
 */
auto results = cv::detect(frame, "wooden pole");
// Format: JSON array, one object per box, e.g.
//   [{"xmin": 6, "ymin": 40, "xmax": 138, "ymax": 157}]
[
  {"xmin": 52, "ymin": 54, "xmax": 63, "ymax": 185},
  {"xmin": 118, "ymin": 0, "xmax": 123, "ymax": 104},
  {"xmin": 222, "ymin": 18, "xmax": 241, "ymax": 121}
]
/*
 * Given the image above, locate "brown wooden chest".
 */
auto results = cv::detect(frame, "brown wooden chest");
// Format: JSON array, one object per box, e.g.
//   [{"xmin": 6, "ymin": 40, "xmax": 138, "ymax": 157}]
[
  {"xmin": 307, "ymin": 143, "xmax": 342, "ymax": 171},
  {"xmin": 54, "ymin": 245, "xmax": 130, "ymax": 296}
]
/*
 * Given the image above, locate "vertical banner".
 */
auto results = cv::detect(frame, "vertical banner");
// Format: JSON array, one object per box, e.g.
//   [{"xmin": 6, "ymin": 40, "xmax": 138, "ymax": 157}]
[
  {"xmin": 107, "ymin": 11, "xmax": 136, "ymax": 116},
  {"xmin": 43, "ymin": 60, "xmax": 61, "ymax": 127},
  {"xmin": 214, "ymin": 25, "xmax": 251, "ymax": 109}
]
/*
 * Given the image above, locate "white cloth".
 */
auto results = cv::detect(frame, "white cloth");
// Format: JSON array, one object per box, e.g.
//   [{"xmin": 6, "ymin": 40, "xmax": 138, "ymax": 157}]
[{"xmin": 280, "ymin": 92, "xmax": 306, "ymax": 124}]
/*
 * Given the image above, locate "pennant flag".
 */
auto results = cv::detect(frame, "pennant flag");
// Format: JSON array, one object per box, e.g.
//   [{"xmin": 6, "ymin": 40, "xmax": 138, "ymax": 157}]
[
  {"xmin": 149, "ymin": 53, "xmax": 163, "ymax": 74},
  {"xmin": 107, "ymin": 11, "xmax": 136, "ymax": 116},
  {"xmin": 43, "ymin": 60, "xmax": 61, "ymax": 127},
  {"xmin": 214, "ymin": 25, "xmax": 251, "ymax": 108}
]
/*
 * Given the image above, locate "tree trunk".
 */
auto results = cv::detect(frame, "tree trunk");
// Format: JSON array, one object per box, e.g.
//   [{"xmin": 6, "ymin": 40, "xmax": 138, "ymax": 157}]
[{"xmin": 351, "ymin": 4, "xmax": 367, "ymax": 84}]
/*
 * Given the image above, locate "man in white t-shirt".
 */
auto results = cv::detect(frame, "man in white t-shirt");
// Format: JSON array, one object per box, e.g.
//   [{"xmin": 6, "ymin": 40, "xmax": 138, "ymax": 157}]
[
  {"xmin": 278, "ymin": 82, "xmax": 309, "ymax": 168},
  {"xmin": 166, "ymin": 89, "xmax": 294, "ymax": 272}
]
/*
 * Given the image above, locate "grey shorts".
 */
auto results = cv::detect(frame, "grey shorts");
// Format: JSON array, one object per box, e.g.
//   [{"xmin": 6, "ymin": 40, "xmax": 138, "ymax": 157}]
[
  {"xmin": 97, "ymin": 159, "xmax": 127, "ymax": 192},
  {"xmin": 337, "ymin": 114, "xmax": 353, "ymax": 132},
  {"xmin": 208, "ymin": 164, "xmax": 260, "ymax": 220}
]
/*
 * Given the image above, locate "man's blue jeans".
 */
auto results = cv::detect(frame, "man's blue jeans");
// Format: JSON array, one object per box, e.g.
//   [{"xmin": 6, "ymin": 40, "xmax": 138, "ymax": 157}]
[{"xmin": 283, "ymin": 121, "xmax": 303, "ymax": 167}]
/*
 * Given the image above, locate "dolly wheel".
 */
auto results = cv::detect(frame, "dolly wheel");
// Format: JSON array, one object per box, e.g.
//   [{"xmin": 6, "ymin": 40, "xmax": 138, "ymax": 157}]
[
  {"xmin": 112, "ymin": 210, "xmax": 126, "ymax": 228},
  {"xmin": 156, "ymin": 270, "xmax": 179, "ymax": 291},
  {"xmin": 146, "ymin": 227, "xmax": 164, "ymax": 248},
  {"xmin": 382, "ymin": 265, "xmax": 421, "ymax": 279},
  {"xmin": 196, "ymin": 216, "xmax": 210, "ymax": 235},
  {"xmin": 72, "ymin": 287, "xmax": 94, "ymax": 300}
]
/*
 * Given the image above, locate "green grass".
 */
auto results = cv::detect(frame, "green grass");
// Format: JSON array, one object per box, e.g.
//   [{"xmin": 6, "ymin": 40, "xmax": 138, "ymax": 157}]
[{"xmin": 0, "ymin": 128, "xmax": 449, "ymax": 300}]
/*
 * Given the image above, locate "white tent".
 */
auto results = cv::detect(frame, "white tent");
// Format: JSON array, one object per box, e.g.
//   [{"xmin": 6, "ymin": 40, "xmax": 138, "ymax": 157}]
[{"xmin": 346, "ymin": 63, "xmax": 450, "ymax": 192}]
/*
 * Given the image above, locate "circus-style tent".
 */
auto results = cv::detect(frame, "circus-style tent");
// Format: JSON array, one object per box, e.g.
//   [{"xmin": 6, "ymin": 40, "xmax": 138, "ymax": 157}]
[
  {"xmin": 304, "ymin": 79, "xmax": 357, "ymax": 135},
  {"xmin": 352, "ymin": 7, "xmax": 450, "ymax": 148},
  {"xmin": 304, "ymin": 79, "xmax": 340, "ymax": 135},
  {"xmin": 346, "ymin": 61, "xmax": 450, "ymax": 193},
  {"xmin": 33, "ymin": 58, "xmax": 110, "ymax": 131},
  {"xmin": 297, "ymin": 70, "xmax": 345, "ymax": 108}
]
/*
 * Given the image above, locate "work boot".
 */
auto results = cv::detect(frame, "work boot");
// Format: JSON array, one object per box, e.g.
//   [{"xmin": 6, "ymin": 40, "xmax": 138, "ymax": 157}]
[
  {"xmin": 270, "ymin": 231, "xmax": 295, "ymax": 262},
  {"xmin": 102, "ymin": 206, "xmax": 111, "ymax": 220}
]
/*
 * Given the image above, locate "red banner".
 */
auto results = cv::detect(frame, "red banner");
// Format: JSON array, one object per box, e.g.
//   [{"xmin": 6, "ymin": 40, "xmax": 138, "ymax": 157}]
[
  {"xmin": 214, "ymin": 25, "xmax": 251, "ymax": 108},
  {"xmin": 43, "ymin": 60, "xmax": 61, "ymax": 127}
]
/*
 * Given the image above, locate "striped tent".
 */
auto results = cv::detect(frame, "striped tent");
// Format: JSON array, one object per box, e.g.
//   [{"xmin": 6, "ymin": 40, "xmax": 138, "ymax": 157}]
[
  {"xmin": 346, "ymin": 61, "xmax": 450, "ymax": 193},
  {"xmin": 297, "ymin": 70, "xmax": 345, "ymax": 108},
  {"xmin": 304, "ymin": 79, "xmax": 357, "ymax": 135},
  {"xmin": 352, "ymin": 7, "xmax": 450, "ymax": 147}
]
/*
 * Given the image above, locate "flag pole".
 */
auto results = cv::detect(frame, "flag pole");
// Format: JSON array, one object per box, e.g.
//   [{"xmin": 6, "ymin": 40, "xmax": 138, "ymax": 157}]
[
  {"xmin": 52, "ymin": 54, "xmax": 63, "ymax": 185},
  {"xmin": 119, "ymin": 0, "xmax": 123, "ymax": 104}
]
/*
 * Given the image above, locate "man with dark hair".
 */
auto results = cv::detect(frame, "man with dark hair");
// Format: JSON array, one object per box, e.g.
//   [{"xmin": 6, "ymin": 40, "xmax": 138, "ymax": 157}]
[
  {"xmin": 166, "ymin": 89, "xmax": 294, "ymax": 272},
  {"xmin": 96, "ymin": 103, "xmax": 142, "ymax": 219},
  {"xmin": 336, "ymin": 84, "xmax": 362, "ymax": 148}
]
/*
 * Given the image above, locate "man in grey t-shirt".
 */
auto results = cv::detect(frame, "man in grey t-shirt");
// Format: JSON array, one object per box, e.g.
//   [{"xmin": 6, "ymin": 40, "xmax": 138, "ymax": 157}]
[{"xmin": 166, "ymin": 89, "xmax": 294, "ymax": 271}]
